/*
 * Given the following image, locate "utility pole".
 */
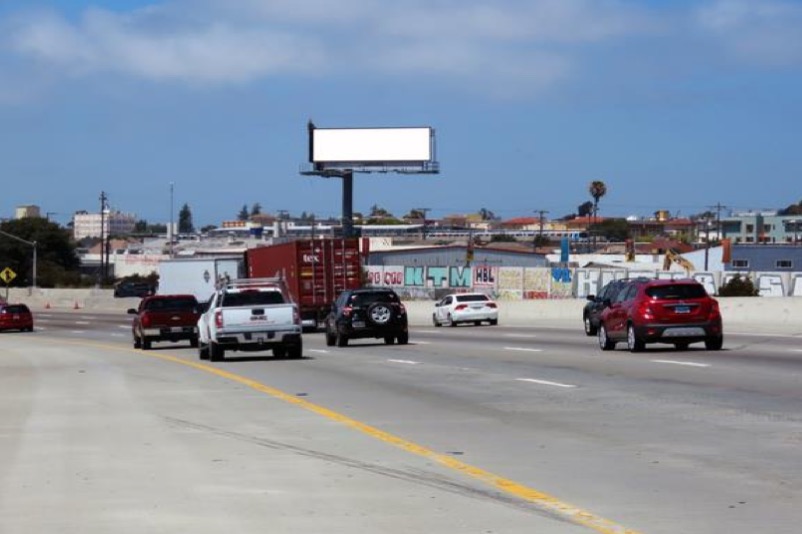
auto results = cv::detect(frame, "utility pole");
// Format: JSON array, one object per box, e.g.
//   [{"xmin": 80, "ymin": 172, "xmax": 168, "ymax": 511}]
[
  {"xmin": 534, "ymin": 209, "xmax": 549, "ymax": 249},
  {"xmin": 708, "ymin": 202, "xmax": 728, "ymax": 242}
]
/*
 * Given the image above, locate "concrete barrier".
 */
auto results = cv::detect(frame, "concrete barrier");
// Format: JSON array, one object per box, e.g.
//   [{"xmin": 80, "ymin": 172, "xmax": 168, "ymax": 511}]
[{"xmin": 6, "ymin": 288, "xmax": 800, "ymax": 334}]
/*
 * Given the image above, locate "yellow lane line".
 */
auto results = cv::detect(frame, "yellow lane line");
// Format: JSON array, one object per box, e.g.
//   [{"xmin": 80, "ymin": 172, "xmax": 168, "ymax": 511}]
[{"xmin": 47, "ymin": 338, "xmax": 643, "ymax": 534}]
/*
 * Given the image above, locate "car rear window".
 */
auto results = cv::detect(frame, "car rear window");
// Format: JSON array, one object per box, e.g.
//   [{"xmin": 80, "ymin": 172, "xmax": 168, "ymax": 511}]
[
  {"xmin": 455, "ymin": 294, "xmax": 490, "ymax": 303},
  {"xmin": 646, "ymin": 284, "xmax": 707, "ymax": 299},
  {"xmin": 223, "ymin": 290, "xmax": 285, "ymax": 307},
  {"xmin": 1, "ymin": 305, "xmax": 30, "ymax": 314},
  {"xmin": 350, "ymin": 292, "xmax": 400, "ymax": 306},
  {"xmin": 145, "ymin": 298, "xmax": 198, "ymax": 311}
]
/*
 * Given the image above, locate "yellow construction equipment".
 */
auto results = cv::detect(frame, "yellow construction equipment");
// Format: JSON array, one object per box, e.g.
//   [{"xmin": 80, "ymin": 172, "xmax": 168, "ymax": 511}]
[{"xmin": 663, "ymin": 249, "xmax": 695, "ymax": 274}]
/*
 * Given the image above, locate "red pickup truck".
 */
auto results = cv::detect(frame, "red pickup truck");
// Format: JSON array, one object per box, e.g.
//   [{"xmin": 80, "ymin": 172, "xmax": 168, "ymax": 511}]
[{"xmin": 128, "ymin": 294, "xmax": 202, "ymax": 350}]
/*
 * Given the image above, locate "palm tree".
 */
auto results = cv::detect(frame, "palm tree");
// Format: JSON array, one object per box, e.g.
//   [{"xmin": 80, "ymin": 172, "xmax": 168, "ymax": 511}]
[{"xmin": 588, "ymin": 181, "xmax": 607, "ymax": 248}]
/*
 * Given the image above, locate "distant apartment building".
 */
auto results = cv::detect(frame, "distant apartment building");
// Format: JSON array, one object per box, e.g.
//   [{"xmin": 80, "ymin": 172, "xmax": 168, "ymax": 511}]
[
  {"xmin": 73, "ymin": 210, "xmax": 137, "ymax": 240},
  {"xmin": 15, "ymin": 205, "xmax": 41, "ymax": 219},
  {"xmin": 721, "ymin": 211, "xmax": 802, "ymax": 244}
]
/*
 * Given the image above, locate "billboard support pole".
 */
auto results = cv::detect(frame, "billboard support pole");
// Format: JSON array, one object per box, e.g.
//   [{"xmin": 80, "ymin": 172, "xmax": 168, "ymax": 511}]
[{"xmin": 342, "ymin": 170, "xmax": 354, "ymax": 239}]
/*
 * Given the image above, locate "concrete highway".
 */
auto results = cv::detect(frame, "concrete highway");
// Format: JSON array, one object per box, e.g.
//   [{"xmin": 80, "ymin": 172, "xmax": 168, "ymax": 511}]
[{"xmin": 1, "ymin": 310, "xmax": 800, "ymax": 534}]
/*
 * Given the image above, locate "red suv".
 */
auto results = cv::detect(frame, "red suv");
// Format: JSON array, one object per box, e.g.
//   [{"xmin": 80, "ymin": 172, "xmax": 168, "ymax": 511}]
[{"xmin": 597, "ymin": 278, "xmax": 723, "ymax": 352}]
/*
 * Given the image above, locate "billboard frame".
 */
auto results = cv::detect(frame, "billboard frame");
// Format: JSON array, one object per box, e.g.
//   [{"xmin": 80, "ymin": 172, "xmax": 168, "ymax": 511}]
[{"xmin": 300, "ymin": 122, "xmax": 440, "ymax": 238}]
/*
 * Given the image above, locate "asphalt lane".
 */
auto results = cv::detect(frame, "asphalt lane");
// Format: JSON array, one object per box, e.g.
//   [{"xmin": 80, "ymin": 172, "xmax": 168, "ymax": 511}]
[{"xmin": 2, "ymin": 311, "xmax": 800, "ymax": 533}]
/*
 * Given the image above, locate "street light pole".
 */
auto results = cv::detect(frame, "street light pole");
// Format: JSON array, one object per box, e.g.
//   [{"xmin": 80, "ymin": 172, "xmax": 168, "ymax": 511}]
[{"xmin": 169, "ymin": 182, "xmax": 175, "ymax": 258}]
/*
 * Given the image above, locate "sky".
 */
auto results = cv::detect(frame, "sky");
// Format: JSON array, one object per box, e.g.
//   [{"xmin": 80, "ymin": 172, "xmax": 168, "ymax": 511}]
[{"xmin": 1, "ymin": 0, "xmax": 801, "ymax": 228}]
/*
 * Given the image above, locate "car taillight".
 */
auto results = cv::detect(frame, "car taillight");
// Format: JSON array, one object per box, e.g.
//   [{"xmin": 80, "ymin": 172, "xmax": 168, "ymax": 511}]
[
  {"xmin": 293, "ymin": 306, "xmax": 301, "ymax": 325},
  {"xmin": 342, "ymin": 305, "xmax": 353, "ymax": 317},
  {"xmin": 486, "ymin": 303, "xmax": 497, "ymax": 308},
  {"xmin": 709, "ymin": 300, "xmax": 721, "ymax": 321},
  {"xmin": 637, "ymin": 301, "xmax": 654, "ymax": 320},
  {"xmin": 214, "ymin": 310, "xmax": 223, "ymax": 329},
  {"xmin": 141, "ymin": 314, "xmax": 152, "ymax": 328},
  {"xmin": 455, "ymin": 304, "xmax": 468, "ymax": 311}
]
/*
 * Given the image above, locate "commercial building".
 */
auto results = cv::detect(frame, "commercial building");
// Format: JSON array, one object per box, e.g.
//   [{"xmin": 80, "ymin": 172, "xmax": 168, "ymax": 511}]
[{"xmin": 72, "ymin": 210, "xmax": 137, "ymax": 240}]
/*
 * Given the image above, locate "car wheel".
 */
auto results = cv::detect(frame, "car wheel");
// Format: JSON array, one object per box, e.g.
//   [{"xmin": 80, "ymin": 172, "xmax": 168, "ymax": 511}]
[
  {"xmin": 288, "ymin": 340, "xmax": 303, "ymax": 359},
  {"xmin": 705, "ymin": 335, "xmax": 723, "ymax": 351},
  {"xmin": 133, "ymin": 335, "xmax": 141, "ymax": 349},
  {"xmin": 397, "ymin": 332, "xmax": 409, "ymax": 345},
  {"xmin": 273, "ymin": 346, "xmax": 287, "ymax": 358},
  {"xmin": 448, "ymin": 314, "xmax": 457, "ymax": 327},
  {"xmin": 584, "ymin": 315, "xmax": 597, "ymax": 336},
  {"xmin": 325, "ymin": 330, "xmax": 336, "ymax": 346},
  {"xmin": 336, "ymin": 333, "xmax": 348, "ymax": 347},
  {"xmin": 142, "ymin": 337, "xmax": 152, "ymax": 350},
  {"xmin": 474, "ymin": 320, "xmax": 482, "ymax": 326},
  {"xmin": 384, "ymin": 336, "xmax": 395, "ymax": 345},
  {"xmin": 210, "ymin": 342, "xmax": 224, "ymax": 361},
  {"xmin": 367, "ymin": 303, "xmax": 394, "ymax": 326},
  {"xmin": 488, "ymin": 319, "xmax": 498, "ymax": 326},
  {"xmin": 433, "ymin": 314, "xmax": 441, "ymax": 327},
  {"xmin": 190, "ymin": 336, "xmax": 199, "ymax": 348},
  {"xmin": 598, "ymin": 324, "xmax": 615, "ymax": 351},
  {"xmin": 627, "ymin": 325, "xmax": 645, "ymax": 353},
  {"xmin": 198, "ymin": 342, "xmax": 210, "ymax": 360}
]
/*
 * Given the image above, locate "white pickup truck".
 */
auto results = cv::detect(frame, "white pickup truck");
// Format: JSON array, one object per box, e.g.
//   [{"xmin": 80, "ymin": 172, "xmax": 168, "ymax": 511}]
[{"xmin": 197, "ymin": 278, "xmax": 303, "ymax": 361}]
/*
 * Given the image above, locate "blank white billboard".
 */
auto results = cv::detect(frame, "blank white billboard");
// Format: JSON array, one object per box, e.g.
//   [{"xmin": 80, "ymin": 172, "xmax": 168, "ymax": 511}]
[{"xmin": 312, "ymin": 127, "xmax": 432, "ymax": 163}]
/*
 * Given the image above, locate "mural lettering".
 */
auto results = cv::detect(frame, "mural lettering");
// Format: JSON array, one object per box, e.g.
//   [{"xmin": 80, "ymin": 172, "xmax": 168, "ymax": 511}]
[
  {"xmin": 450, "ymin": 267, "xmax": 472, "ymax": 288},
  {"xmin": 757, "ymin": 274, "xmax": 785, "ymax": 297}
]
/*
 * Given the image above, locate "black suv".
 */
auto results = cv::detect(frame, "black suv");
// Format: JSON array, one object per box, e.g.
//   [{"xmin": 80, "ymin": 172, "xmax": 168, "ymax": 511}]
[
  {"xmin": 583, "ymin": 279, "xmax": 630, "ymax": 336},
  {"xmin": 325, "ymin": 288, "xmax": 409, "ymax": 347}
]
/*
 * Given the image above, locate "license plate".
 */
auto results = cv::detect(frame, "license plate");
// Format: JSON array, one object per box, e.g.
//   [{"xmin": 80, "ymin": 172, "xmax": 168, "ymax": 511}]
[
  {"xmin": 675, "ymin": 306, "xmax": 690, "ymax": 314},
  {"xmin": 255, "ymin": 335, "xmax": 266, "ymax": 343},
  {"xmin": 170, "ymin": 327, "xmax": 184, "ymax": 332},
  {"xmin": 352, "ymin": 321, "xmax": 365, "ymax": 328}
]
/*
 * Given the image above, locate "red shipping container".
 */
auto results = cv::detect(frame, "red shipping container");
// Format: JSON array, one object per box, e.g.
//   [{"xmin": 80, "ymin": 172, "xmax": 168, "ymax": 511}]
[{"xmin": 245, "ymin": 238, "xmax": 363, "ymax": 329}]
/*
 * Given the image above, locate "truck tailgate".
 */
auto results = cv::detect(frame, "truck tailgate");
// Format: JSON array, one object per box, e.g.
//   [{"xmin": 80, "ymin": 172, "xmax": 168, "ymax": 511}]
[{"xmin": 219, "ymin": 304, "xmax": 296, "ymax": 332}]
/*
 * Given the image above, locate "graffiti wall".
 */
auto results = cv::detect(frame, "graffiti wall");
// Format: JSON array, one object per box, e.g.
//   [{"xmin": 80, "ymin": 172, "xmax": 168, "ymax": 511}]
[{"xmin": 364, "ymin": 265, "xmax": 802, "ymax": 299}]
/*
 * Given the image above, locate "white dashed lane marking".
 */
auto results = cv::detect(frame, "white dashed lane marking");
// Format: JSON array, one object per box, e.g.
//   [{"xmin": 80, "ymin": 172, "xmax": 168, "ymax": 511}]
[
  {"xmin": 651, "ymin": 359, "xmax": 710, "ymax": 368},
  {"xmin": 504, "ymin": 347, "xmax": 543, "ymax": 353},
  {"xmin": 516, "ymin": 378, "xmax": 577, "ymax": 389},
  {"xmin": 387, "ymin": 359, "xmax": 421, "ymax": 365}
]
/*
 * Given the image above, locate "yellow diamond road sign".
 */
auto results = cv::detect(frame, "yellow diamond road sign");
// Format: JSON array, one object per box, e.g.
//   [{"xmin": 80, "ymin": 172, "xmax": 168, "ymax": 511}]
[{"xmin": 0, "ymin": 267, "xmax": 16, "ymax": 284}]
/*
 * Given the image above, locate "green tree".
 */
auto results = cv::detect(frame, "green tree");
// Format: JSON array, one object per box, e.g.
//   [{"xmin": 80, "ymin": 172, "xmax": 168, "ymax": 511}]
[
  {"xmin": 593, "ymin": 219, "xmax": 630, "ymax": 242},
  {"xmin": 0, "ymin": 218, "xmax": 80, "ymax": 288},
  {"xmin": 178, "ymin": 203, "xmax": 194, "ymax": 233},
  {"xmin": 578, "ymin": 201, "xmax": 593, "ymax": 217},
  {"xmin": 588, "ymin": 180, "xmax": 607, "ymax": 219},
  {"xmin": 134, "ymin": 220, "xmax": 149, "ymax": 233},
  {"xmin": 369, "ymin": 204, "xmax": 392, "ymax": 218},
  {"xmin": 778, "ymin": 200, "xmax": 802, "ymax": 216},
  {"xmin": 718, "ymin": 274, "xmax": 759, "ymax": 297},
  {"xmin": 251, "ymin": 203, "xmax": 262, "ymax": 216},
  {"xmin": 238, "ymin": 205, "xmax": 249, "ymax": 221},
  {"xmin": 478, "ymin": 207, "xmax": 496, "ymax": 221}
]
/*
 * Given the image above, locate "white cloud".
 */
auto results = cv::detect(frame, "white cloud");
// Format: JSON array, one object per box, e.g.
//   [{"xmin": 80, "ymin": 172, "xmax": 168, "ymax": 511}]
[
  {"xmin": 1, "ymin": 0, "xmax": 658, "ymax": 92},
  {"xmin": 4, "ymin": 0, "xmax": 799, "ymax": 97},
  {"xmin": 694, "ymin": 0, "xmax": 802, "ymax": 67}
]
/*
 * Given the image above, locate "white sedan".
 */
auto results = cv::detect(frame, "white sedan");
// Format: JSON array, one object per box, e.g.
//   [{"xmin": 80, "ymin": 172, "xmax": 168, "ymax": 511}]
[{"xmin": 432, "ymin": 293, "xmax": 499, "ymax": 327}]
